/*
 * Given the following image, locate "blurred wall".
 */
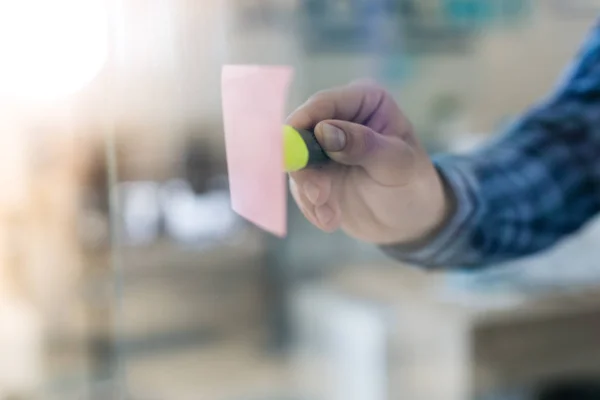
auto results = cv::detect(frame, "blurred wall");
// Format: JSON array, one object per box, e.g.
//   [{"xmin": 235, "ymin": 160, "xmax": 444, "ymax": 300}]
[
  {"xmin": 72, "ymin": 1, "xmax": 598, "ymax": 179},
  {"xmin": 469, "ymin": 2, "xmax": 597, "ymax": 131}
]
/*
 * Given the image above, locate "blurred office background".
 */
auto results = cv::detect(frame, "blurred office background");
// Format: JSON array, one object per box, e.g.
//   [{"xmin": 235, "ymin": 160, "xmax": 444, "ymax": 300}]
[{"xmin": 2, "ymin": 0, "xmax": 600, "ymax": 399}]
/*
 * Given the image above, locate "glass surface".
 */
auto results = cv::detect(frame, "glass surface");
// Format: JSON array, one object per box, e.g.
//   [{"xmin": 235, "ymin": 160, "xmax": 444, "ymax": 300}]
[{"xmin": 1, "ymin": 1, "xmax": 600, "ymax": 399}]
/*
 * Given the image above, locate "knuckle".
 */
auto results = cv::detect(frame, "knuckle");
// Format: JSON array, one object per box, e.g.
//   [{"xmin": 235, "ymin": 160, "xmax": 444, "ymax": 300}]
[
  {"xmin": 306, "ymin": 97, "xmax": 335, "ymax": 119},
  {"xmin": 353, "ymin": 78, "xmax": 385, "ymax": 93},
  {"xmin": 307, "ymin": 90, "xmax": 330, "ymax": 104}
]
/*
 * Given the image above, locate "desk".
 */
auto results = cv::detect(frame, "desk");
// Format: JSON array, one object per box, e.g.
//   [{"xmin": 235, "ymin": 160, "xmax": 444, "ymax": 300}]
[{"xmin": 293, "ymin": 265, "xmax": 600, "ymax": 400}]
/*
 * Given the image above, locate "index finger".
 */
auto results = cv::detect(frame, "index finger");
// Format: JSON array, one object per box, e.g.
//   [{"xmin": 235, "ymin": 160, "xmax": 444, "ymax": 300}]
[{"xmin": 286, "ymin": 81, "xmax": 387, "ymax": 131}]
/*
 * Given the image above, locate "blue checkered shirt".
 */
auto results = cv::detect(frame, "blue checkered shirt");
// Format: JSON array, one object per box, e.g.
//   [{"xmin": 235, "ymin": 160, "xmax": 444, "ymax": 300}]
[{"xmin": 383, "ymin": 22, "xmax": 600, "ymax": 268}]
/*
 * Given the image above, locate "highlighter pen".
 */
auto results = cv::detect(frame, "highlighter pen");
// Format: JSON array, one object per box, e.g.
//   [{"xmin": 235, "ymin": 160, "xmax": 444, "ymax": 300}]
[{"xmin": 283, "ymin": 125, "xmax": 331, "ymax": 172}]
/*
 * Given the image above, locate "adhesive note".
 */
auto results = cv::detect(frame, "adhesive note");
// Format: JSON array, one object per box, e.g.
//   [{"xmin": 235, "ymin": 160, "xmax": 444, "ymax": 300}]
[{"xmin": 222, "ymin": 65, "xmax": 293, "ymax": 237}]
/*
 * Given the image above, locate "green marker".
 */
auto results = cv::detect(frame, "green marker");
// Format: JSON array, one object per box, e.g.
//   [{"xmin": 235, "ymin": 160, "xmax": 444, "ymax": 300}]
[{"xmin": 283, "ymin": 125, "xmax": 330, "ymax": 172}]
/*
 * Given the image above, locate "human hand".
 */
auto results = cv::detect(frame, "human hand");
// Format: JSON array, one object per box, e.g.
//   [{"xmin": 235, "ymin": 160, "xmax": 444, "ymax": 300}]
[{"xmin": 287, "ymin": 81, "xmax": 453, "ymax": 245}]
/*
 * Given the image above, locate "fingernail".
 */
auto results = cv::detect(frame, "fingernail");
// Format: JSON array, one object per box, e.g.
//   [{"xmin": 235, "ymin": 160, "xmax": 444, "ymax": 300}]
[
  {"xmin": 320, "ymin": 123, "xmax": 346, "ymax": 151},
  {"xmin": 304, "ymin": 181, "xmax": 320, "ymax": 204},
  {"xmin": 315, "ymin": 205, "xmax": 334, "ymax": 225}
]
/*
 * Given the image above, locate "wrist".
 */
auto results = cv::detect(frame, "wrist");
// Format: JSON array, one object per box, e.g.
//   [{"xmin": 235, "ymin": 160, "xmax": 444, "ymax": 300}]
[{"xmin": 390, "ymin": 168, "xmax": 457, "ymax": 250}]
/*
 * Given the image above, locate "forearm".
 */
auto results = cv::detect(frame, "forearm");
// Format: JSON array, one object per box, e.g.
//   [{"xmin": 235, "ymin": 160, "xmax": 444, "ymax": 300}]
[
  {"xmin": 383, "ymin": 19, "xmax": 600, "ymax": 269},
  {"xmin": 383, "ymin": 100, "xmax": 600, "ymax": 268}
]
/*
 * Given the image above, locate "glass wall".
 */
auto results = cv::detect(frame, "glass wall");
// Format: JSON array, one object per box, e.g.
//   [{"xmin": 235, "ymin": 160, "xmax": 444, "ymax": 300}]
[{"xmin": 1, "ymin": 1, "xmax": 600, "ymax": 399}]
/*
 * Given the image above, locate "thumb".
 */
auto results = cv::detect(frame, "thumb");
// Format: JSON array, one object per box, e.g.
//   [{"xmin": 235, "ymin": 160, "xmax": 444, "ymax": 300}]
[{"xmin": 314, "ymin": 120, "xmax": 417, "ymax": 186}]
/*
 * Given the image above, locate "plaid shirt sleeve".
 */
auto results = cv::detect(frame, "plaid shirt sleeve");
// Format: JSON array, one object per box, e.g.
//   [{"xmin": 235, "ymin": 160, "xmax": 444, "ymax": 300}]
[{"xmin": 382, "ymin": 22, "xmax": 600, "ymax": 268}]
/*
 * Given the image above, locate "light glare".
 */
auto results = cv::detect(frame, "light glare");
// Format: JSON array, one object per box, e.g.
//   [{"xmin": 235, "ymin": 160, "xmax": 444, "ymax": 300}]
[{"xmin": 0, "ymin": 0, "xmax": 108, "ymax": 101}]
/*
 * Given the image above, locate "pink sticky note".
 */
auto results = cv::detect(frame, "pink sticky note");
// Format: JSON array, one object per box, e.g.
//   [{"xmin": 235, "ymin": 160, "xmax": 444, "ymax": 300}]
[{"xmin": 222, "ymin": 65, "xmax": 293, "ymax": 237}]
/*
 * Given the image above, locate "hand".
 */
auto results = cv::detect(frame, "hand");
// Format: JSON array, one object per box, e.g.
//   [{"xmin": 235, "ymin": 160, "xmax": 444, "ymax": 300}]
[{"xmin": 287, "ymin": 81, "xmax": 452, "ymax": 245}]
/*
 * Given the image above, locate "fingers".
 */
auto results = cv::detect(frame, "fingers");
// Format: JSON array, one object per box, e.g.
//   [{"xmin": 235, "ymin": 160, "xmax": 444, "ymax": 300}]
[
  {"xmin": 286, "ymin": 81, "xmax": 402, "ymax": 136},
  {"xmin": 286, "ymin": 81, "xmax": 420, "ymax": 233},
  {"xmin": 289, "ymin": 167, "xmax": 332, "ymax": 207},
  {"xmin": 314, "ymin": 120, "xmax": 417, "ymax": 187},
  {"xmin": 289, "ymin": 176, "xmax": 340, "ymax": 232}
]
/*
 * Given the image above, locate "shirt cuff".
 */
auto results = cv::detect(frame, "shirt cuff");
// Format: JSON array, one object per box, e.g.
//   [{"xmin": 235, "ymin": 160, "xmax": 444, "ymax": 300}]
[{"xmin": 380, "ymin": 154, "xmax": 483, "ymax": 268}]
